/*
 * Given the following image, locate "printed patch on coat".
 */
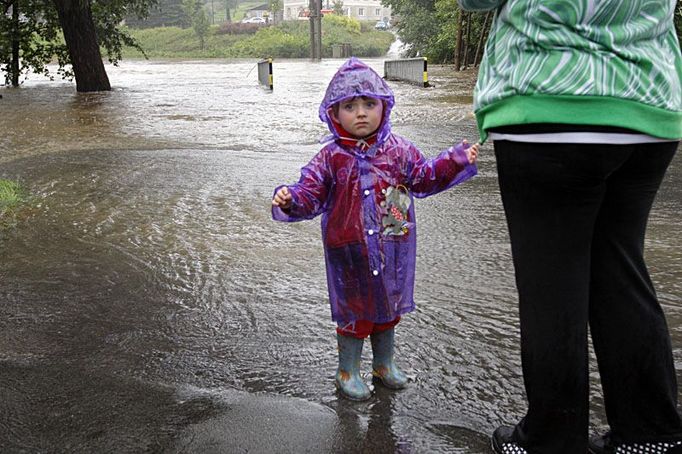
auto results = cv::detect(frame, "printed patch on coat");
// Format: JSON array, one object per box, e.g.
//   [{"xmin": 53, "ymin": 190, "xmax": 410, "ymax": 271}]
[
  {"xmin": 336, "ymin": 167, "xmax": 350, "ymax": 184},
  {"xmin": 381, "ymin": 185, "xmax": 411, "ymax": 236}
]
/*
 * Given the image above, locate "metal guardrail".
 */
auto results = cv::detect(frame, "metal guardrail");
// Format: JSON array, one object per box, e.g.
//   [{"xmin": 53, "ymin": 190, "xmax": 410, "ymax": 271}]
[
  {"xmin": 384, "ymin": 57, "xmax": 429, "ymax": 87},
  {"xmin": 257, "ymin": 58, "xmax": 273, "ymax": 90}
]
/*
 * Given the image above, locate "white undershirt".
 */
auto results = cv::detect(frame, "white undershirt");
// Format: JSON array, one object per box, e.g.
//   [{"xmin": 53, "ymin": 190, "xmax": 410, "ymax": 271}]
[{"xmin": 488, "ymin": 132, "xmax": 675, "ymax": 144}]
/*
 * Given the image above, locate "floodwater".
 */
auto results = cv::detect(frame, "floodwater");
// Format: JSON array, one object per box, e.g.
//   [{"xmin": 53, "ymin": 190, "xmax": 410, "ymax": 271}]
[{"xmin": 0, "ymin": 57, "xmax": 680, "ymax": 453}]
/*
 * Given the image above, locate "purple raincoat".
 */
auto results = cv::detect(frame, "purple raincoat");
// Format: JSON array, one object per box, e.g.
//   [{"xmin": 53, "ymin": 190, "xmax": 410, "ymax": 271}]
[{"xmin": 273, "ymin": 58, "xmax": 477, "ymax": 324}]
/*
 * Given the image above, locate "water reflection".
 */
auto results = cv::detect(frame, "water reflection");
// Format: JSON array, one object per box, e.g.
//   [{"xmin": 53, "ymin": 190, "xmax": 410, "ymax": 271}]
[{"xmin": 0, "ymin": 59, "xmax": 680, "ymax": 452}]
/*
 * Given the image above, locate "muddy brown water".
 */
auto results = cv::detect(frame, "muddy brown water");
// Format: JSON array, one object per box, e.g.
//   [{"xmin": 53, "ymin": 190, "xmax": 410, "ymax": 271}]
[{"xmin": 1, "ymin": 58, "xmax": 680, "ymax": 453}]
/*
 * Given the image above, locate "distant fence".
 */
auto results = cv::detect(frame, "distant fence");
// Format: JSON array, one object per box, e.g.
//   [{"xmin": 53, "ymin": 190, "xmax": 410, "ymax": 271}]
[
  {"xmin": 331, "ymin": 43, "xmax": 352, "ymax": 59},
  {"xmin": 257, "ymin": 58, "xmax": 273, "ymax": 90},
  {"xmin": 384, "ymin": 57, "xmax": 429, "ymax": 87}
]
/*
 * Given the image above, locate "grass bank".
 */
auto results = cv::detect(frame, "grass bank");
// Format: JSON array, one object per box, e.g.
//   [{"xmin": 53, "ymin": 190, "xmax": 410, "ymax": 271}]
[
  {"xmin": 0, "ymin": 179, "xmax": 26, "ymax": 227},
  {"xmin": 121, "ymin": 15, "xmax": 394, "ymax": 59},
  {"xmin": 0, "ymin": 179, "xmax": 23, "ymax": 211}
]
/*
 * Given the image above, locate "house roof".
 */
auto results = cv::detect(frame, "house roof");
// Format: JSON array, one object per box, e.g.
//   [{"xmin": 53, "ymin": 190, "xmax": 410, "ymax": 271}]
[{"xmin": 247, "ymin": 3, "xmax": 270, "ymax": 10}]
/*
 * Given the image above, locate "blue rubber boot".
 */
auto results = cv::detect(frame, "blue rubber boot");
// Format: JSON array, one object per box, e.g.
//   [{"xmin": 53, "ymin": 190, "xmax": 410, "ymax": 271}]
[
  {"xmin": 371, "ymin": 328, "xmax": 408, "ymax": 389},
  {"xmin": 335, "ymin": 334, "xmax": 371, "ymax": 401}
]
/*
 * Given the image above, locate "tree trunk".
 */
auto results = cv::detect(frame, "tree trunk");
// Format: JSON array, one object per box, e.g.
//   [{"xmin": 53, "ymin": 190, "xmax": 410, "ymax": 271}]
[
  {"xmin": 473, "ymin": 11, "xmax": 492, "ymax": 67},
  {"xmin": 462, "ymin": 11, "xmax": 471, "ymax": 69},
  {"xmin": 11, "ymin": 0, "xmax": 19, "ymax": 86},
  {"xmin": 454, "ymin": 8, "xmax": 465, "ymax": 71},
  {"xmin": 52, "ymin": 0, "xmax": 111, "ymax": 92}
]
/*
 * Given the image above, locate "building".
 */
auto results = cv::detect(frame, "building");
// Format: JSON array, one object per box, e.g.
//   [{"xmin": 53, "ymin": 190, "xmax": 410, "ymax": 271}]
[
  {"xmin": 243, "ymin": 3, "xmax": 285, "ymax": 24},
  {"xmin": 283, "ymin": 0, "xmax": 391, "ymax": 23},
  {"xmin": 243, "ymin": 3, "xmax": 270, "ymax": 20}
]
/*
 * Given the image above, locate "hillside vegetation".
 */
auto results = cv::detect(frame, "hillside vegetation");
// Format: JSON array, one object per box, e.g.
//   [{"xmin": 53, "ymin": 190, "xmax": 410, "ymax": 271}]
[{"xmin": 122, "ymin": 15, "xmax": 394, "ymax": 59}]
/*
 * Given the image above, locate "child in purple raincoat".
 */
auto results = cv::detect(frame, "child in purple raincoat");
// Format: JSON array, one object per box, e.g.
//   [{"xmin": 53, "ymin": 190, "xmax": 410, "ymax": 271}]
[{"xmin": 272, "ymin": 57, "xmax": 478, "ymax": 401}]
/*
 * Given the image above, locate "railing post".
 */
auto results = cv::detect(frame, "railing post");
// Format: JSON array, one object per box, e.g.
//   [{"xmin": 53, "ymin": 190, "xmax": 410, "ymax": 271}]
[{"xmin": 257, "ymin": 58, "xmax": 274, "ymax": 90}]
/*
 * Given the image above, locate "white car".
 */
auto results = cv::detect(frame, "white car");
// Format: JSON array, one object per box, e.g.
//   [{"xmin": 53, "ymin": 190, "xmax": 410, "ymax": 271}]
[{"xmin": 241, "ymin": 16, "xmax": 267, "ymax": 24}]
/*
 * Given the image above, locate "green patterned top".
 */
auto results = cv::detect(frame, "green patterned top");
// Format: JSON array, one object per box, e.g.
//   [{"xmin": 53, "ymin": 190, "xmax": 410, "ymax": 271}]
[{"xmin": 457, "ymin": 0, "xmax": 682, "ymax": 141}]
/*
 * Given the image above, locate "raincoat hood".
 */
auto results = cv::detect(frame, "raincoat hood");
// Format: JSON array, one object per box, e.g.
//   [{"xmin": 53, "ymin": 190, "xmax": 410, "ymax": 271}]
[{"xmin": 319, "ymin": 57, "xmax": 395, "ymax": 146}]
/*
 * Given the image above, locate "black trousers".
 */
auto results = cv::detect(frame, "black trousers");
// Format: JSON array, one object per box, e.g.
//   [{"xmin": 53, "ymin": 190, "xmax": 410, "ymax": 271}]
[{"xmin": 494, "ymin": 140, "xmax": 682, "ymax": 453}]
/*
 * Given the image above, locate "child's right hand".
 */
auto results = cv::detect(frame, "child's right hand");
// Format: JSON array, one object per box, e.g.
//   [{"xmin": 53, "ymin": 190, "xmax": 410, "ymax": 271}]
[{"xmin": 272, "ymin": 186, "xmax": 292, "ymax": 209}]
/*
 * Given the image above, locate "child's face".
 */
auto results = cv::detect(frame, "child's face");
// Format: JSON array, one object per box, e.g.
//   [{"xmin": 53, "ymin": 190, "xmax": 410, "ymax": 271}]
[{"xmin": 332, "ymin": 96, "xmax": 383, "ymax": 139}]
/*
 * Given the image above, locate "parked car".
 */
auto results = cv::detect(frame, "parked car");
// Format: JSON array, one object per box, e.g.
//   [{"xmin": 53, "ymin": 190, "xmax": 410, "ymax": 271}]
[
  {"xmin": 374, "ymin": 20, "xmax": 388, "ymax": 30},
  {"xmin": 241, "ymin": 16, "xmax": 267, "ymax": 24}
]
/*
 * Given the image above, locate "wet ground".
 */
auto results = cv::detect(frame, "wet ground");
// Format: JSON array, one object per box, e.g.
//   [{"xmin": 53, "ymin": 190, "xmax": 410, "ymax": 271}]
[{"xmin": 0, "ymin": 58, "xmax": 681, "ymax": 453}]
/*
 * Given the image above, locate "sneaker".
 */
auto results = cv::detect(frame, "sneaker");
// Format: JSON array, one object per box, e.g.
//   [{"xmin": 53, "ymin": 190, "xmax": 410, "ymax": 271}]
[
  {"xmin": 492, "ymin": 425, "xmax": 528, "ymax": 454},
  {"xmin": 589, "ymin": 432, "xmax": 682, "ymax": 454}
]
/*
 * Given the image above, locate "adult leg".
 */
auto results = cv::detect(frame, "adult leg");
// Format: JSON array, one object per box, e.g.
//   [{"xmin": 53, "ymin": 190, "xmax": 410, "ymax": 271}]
[
  {"xmin": 589, "ymin": 142, "xmax": 682, "ymax": 443},
  {"xmin": 494, "ymin": 141, "xmax": 630, "ymax": 453}
]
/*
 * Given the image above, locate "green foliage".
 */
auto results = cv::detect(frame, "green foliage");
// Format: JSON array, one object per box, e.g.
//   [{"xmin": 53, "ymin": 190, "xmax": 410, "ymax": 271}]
[
  {"xmin": 126, "ymin": 0, "xmax": 188, "ymax": 28},
  {"xmin": 182, "ymin": 0, "xmax": 210, "ymax": 48},
  {"xmin": 0, "ymin": 0, "xmax": 157, "ymax": 85},
  {"xmin": 229, "ymin": 26, "xmax": 309, "ymax": 57},
  {"xmin": 382, "ymin": 0, "xmax": 488, "ymax": 63},
  {"xmin": 121, "ymin": 26, "xmax": 236, "ymax": 56},
  {"xmin": 431, "ymin": 0, "xmax": 458, "ymax": 62},
  {"xmin": 382, "ymin": 0, "xmax": 436, "ymax": 58},
  {"xmin": 275, "ymin": 20, "xmax": 307, "ymax": 34},
  {"xmin": 120, "ymin": 19, "xmax": 393, "ymax": 58},
  {"xmin": 332, "ymin": 0, "xmax": 344, "ymax": 15},
  {"xmin": 0, "ymin": 179, "xmax": 24, "ymax": 213},
  {"xmin": 216, "ymin": 22, "xmax": 262, "ymax": 34},
  {"xmin": 346, "ymin": 31, "xmax": 393, "ymax": 57},
  {"xmin": 93, "ymin": 0, "xmax": 156, "ymax": 63},
  {"xmin": 0, "ymin": 179, "xmax": 31, "ymax": 229},
  {"xmin": 388, "ymin": 0, "xmax": 681, "ymax": 64},
  {"xmin": 269, "ymin": 0, "xmax": 282, "ymax": 17},
  {"xmin": 0, "ymin": 0, "xmax": 71, "ymax": 83},
  {"xmin": 322, "ymin": 14, "xmax": 361, "ymax": 34}
]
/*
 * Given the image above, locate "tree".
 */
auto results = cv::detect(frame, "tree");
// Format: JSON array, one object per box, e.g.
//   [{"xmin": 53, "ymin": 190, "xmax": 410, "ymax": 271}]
[
  {"xmin": 125, "ymin": 0, "xmax": 187, "ymax": 28},
  {"xmin": 387, "ymin": 0, "xmax": 681, "ymax": 65},
  {"xmin": 52, "ymin": 0, "xmax": 111, "ymax": 91},
  {"xmin": 473, "ymin": 10, "xmax": 492, "ymax": 66},
  {"xmin": 183, "ymin": 0, "xmax": 209, "ymax": 49},
  {"xmin": 381, "ymin": 0, "xmax": 489, "ymax": 64},
  {"xmin": 1, "ymin": 0, "xmax": 69, "ymax": 86},
  {"xmin": 454, "ymin": 6, "xmax": 464, "ymax": 69},
  {"xmin": 332, "ymin": 0, "xmax": 343, "ymax": 15},
  {"xmin": 9, "ymin": 0, "xmax": 18, "ymax": 86},
  {"xmin": 0, "ymin": 0, "xmax": 155, "ymax": 91},
  {"xmin": 225, "ymin": 0, "xmax": 240, "ymax": 23},
  {"xmin": 269, "ymin": 0, "xmax": 282, "ymax": 24},
  {"xmin": 381, "ymin": 0, "xmax": 438, "ymax": 58},
  {"xmin": 193, "ymin": 8, "xmax": 209, "ymax": 48}
]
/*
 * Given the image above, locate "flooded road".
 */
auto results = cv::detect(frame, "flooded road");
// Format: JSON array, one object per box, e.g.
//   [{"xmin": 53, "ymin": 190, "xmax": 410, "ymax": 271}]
[{"xmin": 1, "ymin": 59, "xmax": 680, "ymax": 453}]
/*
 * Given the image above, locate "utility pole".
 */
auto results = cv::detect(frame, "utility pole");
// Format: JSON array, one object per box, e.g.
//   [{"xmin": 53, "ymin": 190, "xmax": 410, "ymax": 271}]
[{"xmin": 309, "ymin": 0, "xmax": 322, "ymax": 60}]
